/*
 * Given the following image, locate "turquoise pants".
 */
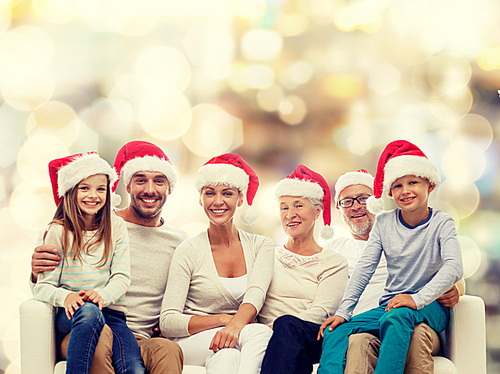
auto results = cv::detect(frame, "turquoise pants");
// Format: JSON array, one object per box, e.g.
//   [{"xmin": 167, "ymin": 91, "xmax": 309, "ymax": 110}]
[{"xmin": 318, "ymin": 300, "xmax": 450, "ymax": 374}]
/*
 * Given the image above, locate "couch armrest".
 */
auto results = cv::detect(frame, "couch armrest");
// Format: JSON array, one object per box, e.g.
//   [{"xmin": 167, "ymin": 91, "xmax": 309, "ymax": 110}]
[
  {"xmin": 20, "ymin": 298, "xmax": 58, "ymax": 374},
  {"xmin": 446, "ymin": 295, "xmax": 486, "ymax": 374}
]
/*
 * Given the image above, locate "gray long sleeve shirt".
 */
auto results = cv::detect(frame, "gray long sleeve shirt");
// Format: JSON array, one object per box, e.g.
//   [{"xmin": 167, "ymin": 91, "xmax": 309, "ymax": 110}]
[{"xmin": 336, "ymin": 208, "xmax": 463, "ymax": 321}]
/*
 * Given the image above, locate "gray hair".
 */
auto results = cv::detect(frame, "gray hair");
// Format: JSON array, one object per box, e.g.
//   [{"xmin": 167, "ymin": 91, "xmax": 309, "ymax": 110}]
[{"xmin": 308, "ymin": 197, "xmax": 323, "ymax": 211}]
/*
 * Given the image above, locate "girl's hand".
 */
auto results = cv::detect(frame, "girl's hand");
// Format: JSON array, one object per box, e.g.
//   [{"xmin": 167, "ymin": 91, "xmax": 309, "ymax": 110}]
[
  {"xmin": 317, "ymin": 315, "xmax": 346, "ymax": 340},
  {"xmin": 64, "ymin": 293, "xmax": 85, "ymax": 320},
  {"xmin": 385, "ymin": 294, "xmax": 416, "ymax": 311},
  {"xmin": 80, "ymin": 289, "xmax": 104, "ymax": 310},
  {"xmin": 209, "ymin": 324, "xmax": 241, "ymax": 352}
]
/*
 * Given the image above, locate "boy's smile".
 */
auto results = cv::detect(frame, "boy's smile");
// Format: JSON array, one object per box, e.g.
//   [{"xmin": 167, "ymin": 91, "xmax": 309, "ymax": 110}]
[{"xmin": 390, "ymin": 175, "xmax": 435, "ymax": 225}]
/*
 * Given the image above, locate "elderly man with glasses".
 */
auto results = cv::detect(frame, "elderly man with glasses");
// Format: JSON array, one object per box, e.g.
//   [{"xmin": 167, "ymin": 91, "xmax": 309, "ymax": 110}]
[{"xmin": 326, "ymin": 169, "xmax": 464, "ymax": 374}]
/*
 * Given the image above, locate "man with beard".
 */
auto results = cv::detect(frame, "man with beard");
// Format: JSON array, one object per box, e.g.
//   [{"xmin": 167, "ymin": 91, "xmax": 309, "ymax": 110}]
[
  {"xmin": 30, "ymin": 141, "xmax": 188, "ymax": 374},
  {"xmin": 327, "ymin": 169, "xmax": 463, "ymax": 374}
]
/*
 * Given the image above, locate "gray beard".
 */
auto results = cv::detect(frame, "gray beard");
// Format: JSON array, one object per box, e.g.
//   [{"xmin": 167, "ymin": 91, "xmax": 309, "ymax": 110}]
[{"xmin": 342, "ymin": 215, "xmax": 374, "ymax": 238}]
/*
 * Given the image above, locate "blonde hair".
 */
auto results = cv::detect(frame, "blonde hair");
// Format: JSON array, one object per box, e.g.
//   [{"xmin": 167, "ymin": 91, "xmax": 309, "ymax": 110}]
[{"xmin": 50, "ymin": 175, "xmax": 112, "ymax": 267}]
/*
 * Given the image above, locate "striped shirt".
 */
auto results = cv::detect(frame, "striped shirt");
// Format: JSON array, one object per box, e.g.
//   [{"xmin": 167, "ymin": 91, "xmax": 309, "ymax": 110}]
[{"xmin": 33, "ymin": 213, "xmax": 130, "ymax": 313}]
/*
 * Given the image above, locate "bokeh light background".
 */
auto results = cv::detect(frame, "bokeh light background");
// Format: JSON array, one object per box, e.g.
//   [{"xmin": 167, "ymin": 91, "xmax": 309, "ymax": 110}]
[{"xmin": 1, "ymin": 0, "xmax": 500, "ymax": 372}]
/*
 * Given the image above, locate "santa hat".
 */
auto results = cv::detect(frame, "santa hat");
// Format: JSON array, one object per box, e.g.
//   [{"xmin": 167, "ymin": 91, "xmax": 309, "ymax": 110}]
[
  {"xmin": 195, "ymin": 153, "xmax": 259, "ymax": 225},
  {"xmin": 48, "ymin": 152, "xmax": 117, "ymax": 206},
  {"xmin": 275, "ymin": 165, "xmax": 333, "ymax": 240},
  {"xmin": 113, "ymin": 141, "xmax": 178, "ymax": 194},
  {"xmin": 334, "ymin": 169, "xmax": 374, "ymax": 209},
  {"xmin": 367, "ymin": 140, "xmax": 441, "ymax": 215}
]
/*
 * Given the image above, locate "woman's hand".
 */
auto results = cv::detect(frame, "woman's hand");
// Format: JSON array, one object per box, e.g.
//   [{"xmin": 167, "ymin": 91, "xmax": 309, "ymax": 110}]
[
  {"xmin": 209, "ymin": 324, "xmax": 241, "ymax": 352},
  {"xmin": 385, "ymin": 294, "xmax": 416, "ymax": 311},
  {"xmin": 80, "ymin": 289, "xmax": 104, "ymax": 310},
  {"xmin": 64, "ymin": 292, "xmax": 85, "ymax": 319},
  {"xmin": 317, "ymin": 315, "xmax": 346, "ymax": 340}
]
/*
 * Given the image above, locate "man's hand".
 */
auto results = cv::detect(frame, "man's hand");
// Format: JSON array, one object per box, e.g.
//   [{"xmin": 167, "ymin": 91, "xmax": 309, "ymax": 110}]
[
  {"xmin": 317, "ymin": 315, "xmax": 346, "ymax": 340},
  {"xmin": 437, "ymin": 285, "xmax": 460, "ymax": 307},
  {"xmin": 385, "ymin": 294, "xmax": 416, "ymax": 311},
  {"xmin": 31, "ymin": 245, "xmax": 61, "ymax": 283},
  {"xmin": 80, "ymin": 289, "xmax": 103, "ymax": 310},
  {"xmin": 64, "ymin": 293, "xmax": 85, "ymax": 320}
]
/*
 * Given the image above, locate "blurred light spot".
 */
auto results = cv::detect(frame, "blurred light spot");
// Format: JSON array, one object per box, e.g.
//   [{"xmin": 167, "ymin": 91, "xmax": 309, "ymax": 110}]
[
  {"xmin": 428, "ymin": 53, "xmax": 471, "ymax": 95},
  {"xmin": 274, "ymin": 12, "xmax": 309, "ymax": 37},
  {"xmin": 26, "ymin": 101, "xmax": 80, "ymax": 146},
  {"xmin": 241, "ymin": 29, "xmax": 283, "ymax": 62},
  {"xmin": 16, "ymin": 134, "xmax": 68, "ymax": 187},
  {"xmin": 428, "ymin": 87, "xmax": 473, "ymax": 122},
  {"xmin": 368, "ymin": 63, "xmax": 401, "ymax": 96},
  {"xmin": 0, "ymin": 176, "xmax": 5, "ymax": 203},
  {"xmin": 0, "ymin": 208, "xmax": 38, "ymax": 260},
  {"xmin": 10, "ymin": 183, "xmax": 55, "ymax": 231},
  {"xmin": 182, "ymin": 19, "xmax": 234, "ymax": 69},
  {"xmin": 190, "ymin": 68, "xmax": 227, "ymax": 96},
  {"xmin": 333, "ymin": 2, "xmax": 383, "ymax": 33},
  {"xmin": 32, "ymin": 0, "xmax": 75, "ymax": 24},
  {"xmin": 5, "ymin": 359, "xmax": 20, "ymax": 374},
  {"xmin": 457, "ymin": 235, "xmax": 481, "ymax": 279},
  {"xmin": 435, "ymin": 180, "xmax": 479, "ymax": 219},
  {"xmin": 278, "ymin": 96, "xmax": 307, "ymax": 125},
  {"xmin": 242, "ymin": 64, "xmax": 275, "ymax": 89},
  {"xmin": 442, "ymin": 141, "xmax": 486, "ymax": 183},
  {"xmin": 0, "ymin": 103, "xmax": 27, "ymax": 168},
  {"xmin": 180, "ymin": 222, "xmax": 207, "ymax": 238},
  {"xmin": 228, "ymin": 62, "xmax": 248, "ymax": 93},
  {"xmin": 449, "ymin": 114, "xmax": 493, "ymax": 151},
  {"xmin": 1, "ymin": 70, "xmax": 55, "ymax": 111},
  {"xmin": 237, "ymin": 0, "xmax": 267, "ymax": 20},
  {"xmin": 395, "ymin": 106, "xmax": 428, "ymax": 139},
  {"xmin": 279, "ymin": 60, "xmax": 314, "ymax": 89},
  {"xmin": 3, "ymin": 317, "xmax": 19, "ymax": 363},
  {"xmin": 115, "ymin": 13, "xmax": 158, "ymax": 37},
  {"xmin": 254, "ymin": 183, "xmax": 278, "ymax": 221},
  {"xmin": 428, "ymin": 199, "xmax": 460, "ymax": 226},
  {"xmin": 139, "ymin": 91, "xmax": 192, "ymax": 141},
  {"xmin": 135, "ymin": 46, "xmax": 191, "ymax": 93},
  {"xmin": 0, "ymin": 3, "xmax": 11, "ymax": 34},
  {"xmin": 477, "ymin": 47, "xmax": 500, "ymax": 71},
  {"xmin": 0, "ymin": 287, "xmax": 25, "ymax": 337},
  {"xmin": 256, "ymin": 84, "xmax": 284, "ymax": 112},
  {"xmin": 155, "ymin": 0, "xmax": 231, "ymax": 17},
  {"xmin": 73, "ymin": 0, "xmax": 100, "ymax": 23},
  {"xmin": 182, "ymin": 104, "xmax": 243, "ymax": 157},
  {"xmin": 322, "ymin": 74, "xmax": 363, "ymax": 99},
  {"xmin": 460, "ymin": 210, "xmax": 500, "ymax": 259}
]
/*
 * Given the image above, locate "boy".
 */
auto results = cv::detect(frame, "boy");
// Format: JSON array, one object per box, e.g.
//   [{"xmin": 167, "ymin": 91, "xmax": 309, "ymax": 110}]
[{"xmin": 317, "ymin": 140, "xmax": 464, "ymax": 374}]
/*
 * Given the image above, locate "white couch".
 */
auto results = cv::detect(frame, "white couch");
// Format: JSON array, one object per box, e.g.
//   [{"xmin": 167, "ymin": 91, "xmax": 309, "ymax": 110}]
[{"xmin": 20, "ymin": 295, "xmax": 486, "ymax": 374}]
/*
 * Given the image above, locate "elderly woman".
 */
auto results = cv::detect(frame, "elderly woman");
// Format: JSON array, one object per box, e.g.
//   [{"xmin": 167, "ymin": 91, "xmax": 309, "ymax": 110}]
[
  {"xmin": 259, "ymin": 165, "xmax": 349, "ymax": 374},
  {"xmin": 160, "ymin": 153, "xmax": 275, "ymax": 374}
]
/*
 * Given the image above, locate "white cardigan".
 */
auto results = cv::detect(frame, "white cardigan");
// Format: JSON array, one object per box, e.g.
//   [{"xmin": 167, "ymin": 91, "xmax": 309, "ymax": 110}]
[{"xmin": 160, "ymin": 229, "xmax": 275, "ymax": 338}]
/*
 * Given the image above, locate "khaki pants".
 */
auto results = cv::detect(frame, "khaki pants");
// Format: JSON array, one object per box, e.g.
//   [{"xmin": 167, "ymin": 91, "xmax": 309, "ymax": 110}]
[
  {"xmin": 61, "ymin": 326, "xmax": 183, "ymax": 374},
  {"xmin": 344, "ymin": 322, "xmax": 440, "ymax": 374}
]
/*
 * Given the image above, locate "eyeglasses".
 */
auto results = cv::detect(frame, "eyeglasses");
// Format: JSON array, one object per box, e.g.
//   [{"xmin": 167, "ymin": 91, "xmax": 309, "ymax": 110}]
[{"xmin": 338, "ymin": 195, "xmax": 371, "ymax": 208}]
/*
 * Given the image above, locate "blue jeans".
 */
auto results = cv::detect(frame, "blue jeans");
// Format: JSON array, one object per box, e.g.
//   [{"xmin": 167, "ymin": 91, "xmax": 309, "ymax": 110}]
[
  {"xmin": 57, "ymin": 303, "xmax": 145, "ymax": 374},
  {"xmin": 261, "ymin": 315, "xmax": 323, "ymax": 374},
  {"xmin": 318, "ymin": 301, "xmax": 450, "ymax": 374}
]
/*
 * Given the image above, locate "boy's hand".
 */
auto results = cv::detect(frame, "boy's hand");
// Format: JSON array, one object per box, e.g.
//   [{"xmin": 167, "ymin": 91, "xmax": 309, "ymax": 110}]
[
  {"xmin": 31, "ymin": 245, "xmax": 61, "ymax": 283},
  {"xmin": 437, "ymin": 285, "xmax": 459, "ymax": 307},
  {"xmin": 317, "ymin": 315, "xmax": 346, "ymax": 340},
  {"xmin": 64, "ymin": 293, "xmax": 85, "ymax": 320},
  {"xmin": 386, "ymin": 294, "xmax": 416, "ymax": 311},
  {"xmin": 80, "ymin": 289, "xmax": 103, "ymax": 310}
]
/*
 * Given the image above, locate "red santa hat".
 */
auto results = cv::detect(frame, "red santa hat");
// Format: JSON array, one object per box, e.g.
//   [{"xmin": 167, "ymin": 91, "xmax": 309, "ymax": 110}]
[
  {"xmin": 195, "ymin": 153, "xmax": 259, "ymax": 225},
  {"xmin": 113, "ymin": 141, "xmax": 178, "ymax": 193},
  {"xmin": 334, "ymin": 169, "xmax": 374, "ymax": 209},
  {"xmin": 367, "ymin": 140, "xmax": 441, "ymax": 215},
  {"xmin": 275, "ymin": 165, "xmax": 333, "ymax": 240},
  {"xmin": 48, "ymin": 152, "xmax": 117, "ymax": 206}
]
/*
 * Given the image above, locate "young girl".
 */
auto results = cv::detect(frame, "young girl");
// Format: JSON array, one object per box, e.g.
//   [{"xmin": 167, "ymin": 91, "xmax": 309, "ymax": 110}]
[{"xmin": 33, "ymin": 152, "xmax": 145, "ymax": 374}]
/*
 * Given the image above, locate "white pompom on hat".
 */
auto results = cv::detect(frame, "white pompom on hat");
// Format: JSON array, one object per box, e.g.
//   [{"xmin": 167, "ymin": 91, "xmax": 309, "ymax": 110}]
[
  {"xmin": 275, "ymin": 165, "xmax": 334, "ymax": 240},
  {"xmin": 48, "ymin": 152, "xmax": 117, "ymax": 206},
  {"xmin": 195, "ymin": 153, "xmax": 260, "ymax": 226},
  {"xmin": 113, "ymin": 141, "xmax": 178, "ymax": 193},
  {"xmin": 334, "ymin": 169, "xmax": 374, "ymax": 209},
  {"xmin": 367, "ymin": 140, "xmax": 441, "ymax": 215}
]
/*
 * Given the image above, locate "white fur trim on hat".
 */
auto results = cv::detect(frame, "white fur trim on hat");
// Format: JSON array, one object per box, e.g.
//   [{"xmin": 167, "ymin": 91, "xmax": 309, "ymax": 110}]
[
  {"xmin": 274, "ymin": 178, "xmax": 324, "ymax": 200},
  {"xmin": 367, "ymin": 195, "xmax": 384, "ymax": 215},
  {"xmin": 383, "ymin": 155, "xmax": 441, "ymax": 196},
  {"xmin": 58, "ymin": 153, "xmax": 117, "ymax": 197},
  {"xmin": 195, "ymin": 163, "xmax": 249, "ymax": 192},
  {"xmin": 334, "ymin": 172, "xmax": 374, "ymax": 204},
  {"xmin": 121, "ymin": 155, "xmax": 178, "ymax": 191}
]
